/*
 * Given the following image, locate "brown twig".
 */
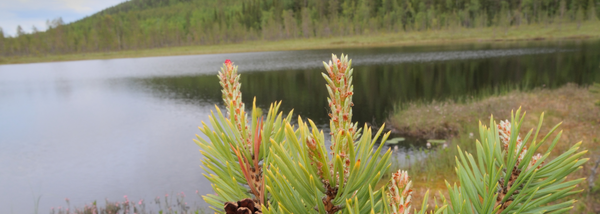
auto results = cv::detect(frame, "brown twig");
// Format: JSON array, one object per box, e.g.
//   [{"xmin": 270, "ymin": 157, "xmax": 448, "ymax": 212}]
[
  {"xmin": 495, "ymin": 166, "xmax": 522, "ymax": 212},
  {"xmin": 230, "ymin": 118, "xmax": 266, "ymax": 207},
  {"xmin": 321, "ymin": 183, "xmax": 341, "ymax": 214}
]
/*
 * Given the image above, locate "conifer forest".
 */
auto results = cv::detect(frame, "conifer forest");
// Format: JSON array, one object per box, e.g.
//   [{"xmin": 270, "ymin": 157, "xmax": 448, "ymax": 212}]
[{"xmin": 1, "ymin": 0, "xmax": 599, "ymax": 57}]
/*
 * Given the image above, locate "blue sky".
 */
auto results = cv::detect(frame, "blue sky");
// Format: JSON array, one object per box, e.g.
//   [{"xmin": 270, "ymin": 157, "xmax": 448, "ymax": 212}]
[{"xmin": 1, "ymin": 0, "xmax": 127, "ymax": 37}]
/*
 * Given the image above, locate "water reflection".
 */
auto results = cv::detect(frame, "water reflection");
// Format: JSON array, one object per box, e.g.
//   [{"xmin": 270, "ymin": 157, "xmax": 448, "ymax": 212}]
[{"xmin": 141, "ymin": 41, "xmax": 600, "ymax": 126}]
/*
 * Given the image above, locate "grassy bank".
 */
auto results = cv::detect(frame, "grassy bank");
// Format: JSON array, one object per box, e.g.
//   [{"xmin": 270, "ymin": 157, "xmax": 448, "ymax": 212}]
[
  {"xmin": 2, "ymin": 22, "xmax": 600, "ymax": 65},
  {"xmin": 388, "ymin": 84, "xmax": 600, "ymax": 213}
]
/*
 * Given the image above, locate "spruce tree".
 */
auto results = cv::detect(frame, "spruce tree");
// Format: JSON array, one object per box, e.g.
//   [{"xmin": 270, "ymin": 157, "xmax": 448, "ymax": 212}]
[
  {"xmin": 576, "ymin": 5, "xmax": 585, "ymax": 28},
  {"xmin": 589, "ymin": 0, "xmax": 599, "ymax": 21},
  {"xmin": 16, "ymin": 25, "xmax": 25, "ymax": 37},
  {"xmin": 0, "ymin": 27, "xmax": 4, "ymax": 57}
]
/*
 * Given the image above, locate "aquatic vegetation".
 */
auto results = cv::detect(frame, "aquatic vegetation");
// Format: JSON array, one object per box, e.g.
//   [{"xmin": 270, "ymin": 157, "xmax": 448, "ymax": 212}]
[{"xmin": 196, "ymin": 54, "xmax": 588, "ymax": 213}]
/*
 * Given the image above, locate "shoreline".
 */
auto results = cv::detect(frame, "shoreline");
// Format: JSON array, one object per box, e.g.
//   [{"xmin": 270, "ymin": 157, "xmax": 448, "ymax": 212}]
[{"xmin": 1, "ymin": 22, "xmax": 599, "ymax": 65}]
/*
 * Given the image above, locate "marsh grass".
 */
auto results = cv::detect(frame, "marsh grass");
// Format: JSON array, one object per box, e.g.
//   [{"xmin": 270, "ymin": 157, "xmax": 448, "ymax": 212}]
[
  {"xmin": 3, "ymin": 22, "xmax": 600, "ymax": 65},
  {"xmin": 50, "ymin": 192, "xmax": 207, "ymax": 214},
  {"xmin": 388, "ymin": 83, "xmax": 600, "ymax": 213}
]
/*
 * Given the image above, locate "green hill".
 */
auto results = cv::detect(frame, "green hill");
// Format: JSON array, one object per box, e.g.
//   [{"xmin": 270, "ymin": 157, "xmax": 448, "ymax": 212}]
[{"xmin": 0, "ymin": 0, "xmax": 599, "ymax": 58}]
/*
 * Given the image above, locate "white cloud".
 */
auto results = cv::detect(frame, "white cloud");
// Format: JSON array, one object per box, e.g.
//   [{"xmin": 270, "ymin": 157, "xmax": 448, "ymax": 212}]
[{"xmin": 0, "ymin": 0, "xmax": 126, "ymax": 36}]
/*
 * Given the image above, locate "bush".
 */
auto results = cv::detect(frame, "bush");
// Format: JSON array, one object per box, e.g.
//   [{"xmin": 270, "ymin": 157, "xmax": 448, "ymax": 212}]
[{"xmin": 195, "ymin": 55, "xmax": 587, "ymax": 213}]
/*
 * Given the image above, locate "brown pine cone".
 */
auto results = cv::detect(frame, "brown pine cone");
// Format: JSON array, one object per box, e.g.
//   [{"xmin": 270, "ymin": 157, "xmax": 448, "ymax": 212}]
[{"xmin": 224, "ymin": 198, "xmax": 262, "ymax": 214}]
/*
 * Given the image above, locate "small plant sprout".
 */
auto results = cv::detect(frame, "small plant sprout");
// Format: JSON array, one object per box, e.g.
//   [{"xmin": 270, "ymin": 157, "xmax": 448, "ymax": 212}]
[
  {"xmin": 262, "ymin": 54, "xmax": 396, "ymax": 214},
  {"xmin": 442, "ymin": 111, "xmax": 588, "ymax": 214},
  {"xmin": 196, "ymin": 55, "xmax": 588, "ymax": 213},
  {"xmin": 388, "ymin": 170, "xmax": 413, "ymax": 214},
  {"xmin": 195, "ymin": 59, "xmax": 293, "ymax": 213}
]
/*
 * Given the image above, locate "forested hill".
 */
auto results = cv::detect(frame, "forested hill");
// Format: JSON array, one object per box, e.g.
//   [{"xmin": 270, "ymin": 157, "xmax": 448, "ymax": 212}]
[{"xmin": 1, "ymin": 0, "xmax": 599, "ymax": 57}]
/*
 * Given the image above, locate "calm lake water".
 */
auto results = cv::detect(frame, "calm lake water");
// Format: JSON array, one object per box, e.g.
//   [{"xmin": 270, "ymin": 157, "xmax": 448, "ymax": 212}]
[{"xmin": 1, "ymin": 40, "xmax": 599, "ymax": 212}]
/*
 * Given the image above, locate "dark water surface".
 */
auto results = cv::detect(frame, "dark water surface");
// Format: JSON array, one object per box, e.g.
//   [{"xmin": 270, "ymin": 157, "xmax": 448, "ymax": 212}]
[{"xmin": 1, "ymin": 40, "xmax": 599, "ymax": 212}]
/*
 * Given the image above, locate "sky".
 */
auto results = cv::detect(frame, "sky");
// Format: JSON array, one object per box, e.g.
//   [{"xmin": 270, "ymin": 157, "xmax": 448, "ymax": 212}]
[{"xmin": 0, "ymin": 0, "xmax": 127, "ymax": 37}]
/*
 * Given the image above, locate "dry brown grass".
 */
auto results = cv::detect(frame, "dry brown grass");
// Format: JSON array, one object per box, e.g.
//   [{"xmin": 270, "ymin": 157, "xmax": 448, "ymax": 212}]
[
  {"xmin": 388, "ymin": 84, "xmax": 600, "ymax": 213},
  {"xmin": 390, "ymin": 84, "xmax": 599, "ymax": 141}
]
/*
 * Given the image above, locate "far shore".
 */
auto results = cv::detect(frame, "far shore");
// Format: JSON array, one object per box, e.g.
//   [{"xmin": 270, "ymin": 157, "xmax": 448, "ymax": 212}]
[{"xmin": 1, "ymin": 22, "xmax": 599, "ymax": 65}]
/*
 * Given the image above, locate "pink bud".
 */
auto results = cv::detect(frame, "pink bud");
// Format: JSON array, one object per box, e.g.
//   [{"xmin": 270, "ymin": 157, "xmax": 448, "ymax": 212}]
[{"xmin": 225, "ymin": 59, "xmax": 234, "ymax": 71}]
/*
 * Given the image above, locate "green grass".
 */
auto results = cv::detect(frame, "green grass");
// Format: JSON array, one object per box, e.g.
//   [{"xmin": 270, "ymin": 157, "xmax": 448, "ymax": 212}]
[{"xmin": 2, "ymin": 21, "xmax": 600, "ymax": 65}]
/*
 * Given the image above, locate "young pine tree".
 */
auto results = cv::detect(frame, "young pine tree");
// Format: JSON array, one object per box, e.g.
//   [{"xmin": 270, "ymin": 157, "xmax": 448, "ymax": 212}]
[{"xmin": 196, "ymin": 55, "xmax": 587, "ymax": 214}]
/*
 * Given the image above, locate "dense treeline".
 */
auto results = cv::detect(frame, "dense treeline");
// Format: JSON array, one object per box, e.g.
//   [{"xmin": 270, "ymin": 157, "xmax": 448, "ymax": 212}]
[{"xmin": 1, "ymin": 0, "xmax": 599, "ymax": 57}]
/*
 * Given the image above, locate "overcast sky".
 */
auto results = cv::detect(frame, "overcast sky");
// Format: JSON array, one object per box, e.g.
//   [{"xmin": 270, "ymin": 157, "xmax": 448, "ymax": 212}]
[{"xmin": 0, "ymin": 0, "xmax": 127, "ymax": 37}]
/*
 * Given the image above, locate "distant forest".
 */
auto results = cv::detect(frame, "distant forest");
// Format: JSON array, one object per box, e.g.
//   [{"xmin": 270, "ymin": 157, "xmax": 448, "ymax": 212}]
[{"xmin": 1, "ymin": 0, "xmax": 598, "ymax": 57}]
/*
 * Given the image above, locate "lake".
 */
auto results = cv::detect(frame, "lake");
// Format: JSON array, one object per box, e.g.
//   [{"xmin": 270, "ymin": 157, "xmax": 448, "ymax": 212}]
[{"xmin": 1, "ymin": 39, "xmax": 599, "ymax": 212}]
